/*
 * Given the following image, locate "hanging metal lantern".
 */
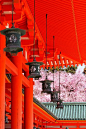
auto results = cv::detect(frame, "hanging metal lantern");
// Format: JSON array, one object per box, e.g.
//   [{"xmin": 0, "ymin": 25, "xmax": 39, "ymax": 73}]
[
  {"xmin": 40, "ymin": 76, "xmax": 53, "ymax": 94},
  {"xmin": 51, "ymin": 88, "xmax": 59, "ymax": 102},
  {"xmin": 26, "ymin": 58, "xmax": 43, "ymax": 78},
  {"xmin": 36, "ymin": 128, "xmax": 40, "ymax": 129},
  {"xmin": 56, "ymin": 99, "xmax": 63, "ymax": 109},
  {"xmin": 1, "ymin": 28, "xmax": 25, "ymax": 55}
]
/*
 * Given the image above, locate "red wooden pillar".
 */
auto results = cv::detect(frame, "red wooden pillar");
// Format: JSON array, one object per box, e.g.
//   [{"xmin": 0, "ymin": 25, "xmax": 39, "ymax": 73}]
[
  {"xmin": 11, "ymin": 52, "xmax": 22, "ymax": 129},
  {"xmin": 24, "ymin": 76, "xmax": 33, "ymax": 129},
  {"xmin": 0, "ymin": 24, "xmax": 6, "ymax": 129}
]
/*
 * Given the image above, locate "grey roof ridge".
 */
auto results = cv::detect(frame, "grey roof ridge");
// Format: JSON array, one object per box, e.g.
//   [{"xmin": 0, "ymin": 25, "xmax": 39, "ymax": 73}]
[
  {"xmin": 43, "ymin": 102, "xmax": 86, "ymax": 105},
  {"xmin": 33, "ymin": 97, "xmax": 58, "ymax": 120}
]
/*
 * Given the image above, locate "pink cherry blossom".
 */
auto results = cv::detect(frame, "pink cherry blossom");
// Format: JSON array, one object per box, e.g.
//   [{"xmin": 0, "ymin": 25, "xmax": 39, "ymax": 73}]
[{"xmin": 33, "ymin": 70, "xmax": 86, "ymax": 102}]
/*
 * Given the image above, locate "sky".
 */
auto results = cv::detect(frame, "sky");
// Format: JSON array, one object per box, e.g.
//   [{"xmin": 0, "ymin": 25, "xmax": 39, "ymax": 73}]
[{"xmin": 77, "ymin": 64, "xmax": 85, "ymax": 73}]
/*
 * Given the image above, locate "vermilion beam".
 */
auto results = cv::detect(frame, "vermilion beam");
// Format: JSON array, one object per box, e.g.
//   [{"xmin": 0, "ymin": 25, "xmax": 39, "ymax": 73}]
[
  {"xmin": 5, "ymin": 93, "xmax": 57, "ymax": 124},
  {"xmin": 5, "ymin": 75, "xmax": 11, "ymax": 83},
  {"xmin": 22, "ymin": 56, "xmax": 29, "ymax": 71},
  {"xmin": 6, "ymin": 107, "xmax": 11, "ymax": 114},
  {"xmin": 22, "ymin": 74, "xmax": 30, "ymax": 87},
  {"xmin": 5, "ymin": 83, "xmax": 11, "ymax": 89},
  {"xmin": 6, "ymin": 56, "xmax": 29, "ymax": 87},
  {"xmin": 23, "ymin": 0, "xmax": 45, "ymax": 46},
  {"xmin": 5, "ymin": 89, "xmax": 11, "ymax": 98},
  {"xmin": 1, "ymin": 5, "xmax": 12, "ymax": 11},
  {"xmin": 44, "ymin": 128, "xmax": 66, "ymax": 129},
  {"xmin": 2, "ymin": 13, "xmax": 22, "ymax": 22},
  {"xmin": 6, "ymin": 57, "xmax": 18, "ymax": 76},
  {"xmin": 38, "ymin": 41, "xmax": 45, "ymax": 54},
  {"xmin": 14, "ymin": 0, "xmax": 21, "ymax": 10},
  {"xmin": 0, "ymin": 15, "xmax": 5, "ymax": 25},
  {"xmin": 43, "ymin": 122, "xmax": 86, "ymax": 126},
  {"xmin": 21, "ymin": 39, "xmax": 34, "ymax": 46},
  {"xmin": 5, "ymin": 74, "xmax": 30, "ymax": 88},
  {"xmin": 33, "ymin": 103, "xmax": 56, "ymax": 122},
  {"xmin": 0, "ymin": 24, "xmax": 6, "ymax": 129}
]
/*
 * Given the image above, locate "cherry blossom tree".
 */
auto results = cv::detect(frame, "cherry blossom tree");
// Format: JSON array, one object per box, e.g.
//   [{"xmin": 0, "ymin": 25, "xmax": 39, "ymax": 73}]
[{"xmin": 33, "ymin": 70, "xmax": 86, "ymax": 102}]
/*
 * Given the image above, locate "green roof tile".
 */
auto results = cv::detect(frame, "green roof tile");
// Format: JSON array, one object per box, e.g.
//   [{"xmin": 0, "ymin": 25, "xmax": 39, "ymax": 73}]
[{"xmin": 43, "ymin": 102, "xmax": 86, "ymax": 120}]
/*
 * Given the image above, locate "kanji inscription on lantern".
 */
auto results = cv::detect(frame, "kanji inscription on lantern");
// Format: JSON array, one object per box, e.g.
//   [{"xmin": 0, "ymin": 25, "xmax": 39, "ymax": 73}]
[
  {"xmin": 45, "ymin": 83, "xmax": 48, "ymax": 88},
  {"xmin": 30, "ymin": 66, "xmax": 36, "ymax": 73},
  {"xmin": 53, "ymin": 94, "xmax": 57, "ymax": 98},
  {"xmin": 9, "ymin": 34, "xmax": 17, "ymax": 43}
]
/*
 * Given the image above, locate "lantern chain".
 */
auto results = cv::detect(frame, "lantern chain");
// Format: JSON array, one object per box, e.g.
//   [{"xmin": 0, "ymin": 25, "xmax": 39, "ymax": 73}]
[
  {"xmin": 59, "ymin": 52, "xmax": 61, "ymax": 99},
  {"xmin": 53, "ymin": 36, "xmax": 55, "ymax": 90},
  {"xmin": 33, "ymin": 0, "xmax": 36, "ymax": 61},
  {"xmin": 12, "ymin": 0, "xmax": 14, "ymax": 28},
  {"xmin": 46, "ymin": 14, "xmax": 48, "ymax": 78}
]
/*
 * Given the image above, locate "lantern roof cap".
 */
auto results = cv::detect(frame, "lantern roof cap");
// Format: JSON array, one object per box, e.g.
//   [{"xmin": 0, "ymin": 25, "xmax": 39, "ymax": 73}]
[
  {"xmin": 40, "ymin": 75, "xmax": 54, "ymax": 83},
  {"xmin": 40, "ymin": 79, "xmax": 54, "ymax": 83},
  {"xmin": 26, "ymin": 60, "xmax": 43, "ymax": 65},
  {"xmin": 1, "ymin": 28, "xmax": 26, "ymax": 36}
]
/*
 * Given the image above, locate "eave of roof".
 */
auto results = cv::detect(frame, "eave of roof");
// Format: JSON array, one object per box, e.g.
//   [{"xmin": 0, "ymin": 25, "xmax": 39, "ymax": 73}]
[{"xmin": 33, "ymin": 97, "xmax": 58, "ymax": 120}]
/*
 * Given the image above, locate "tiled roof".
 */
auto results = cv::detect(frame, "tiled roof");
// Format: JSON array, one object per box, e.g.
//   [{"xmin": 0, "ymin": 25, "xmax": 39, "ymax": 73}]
[{"xmin": 43, "ymin": 102, "xmax": 86, "ymax": 120}]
